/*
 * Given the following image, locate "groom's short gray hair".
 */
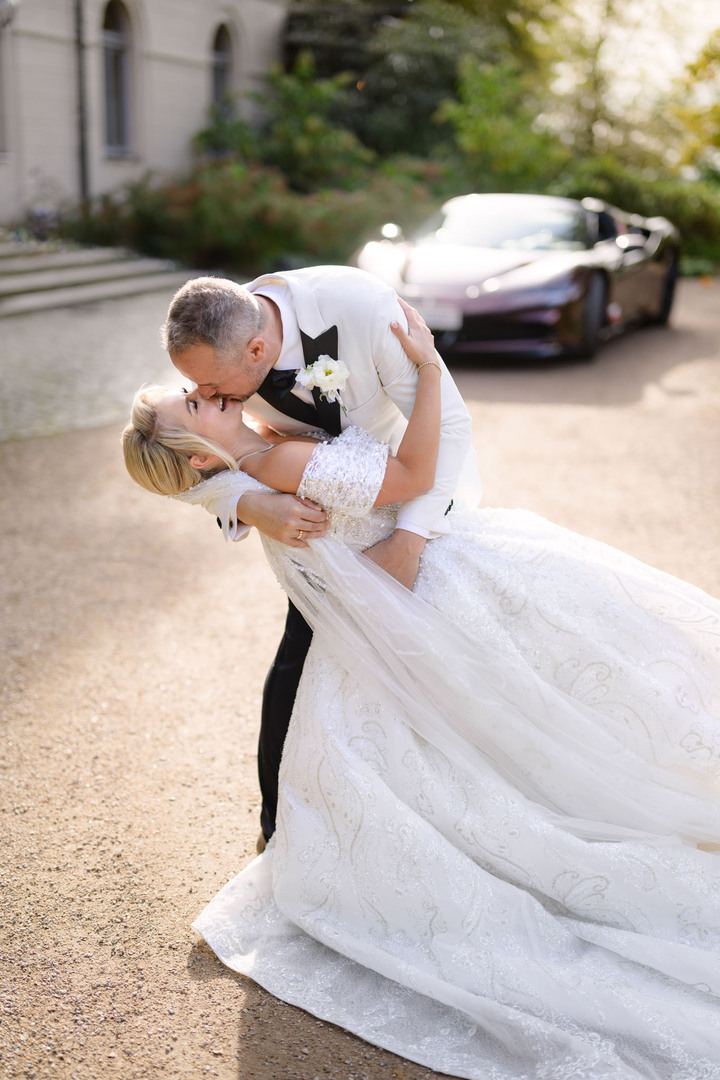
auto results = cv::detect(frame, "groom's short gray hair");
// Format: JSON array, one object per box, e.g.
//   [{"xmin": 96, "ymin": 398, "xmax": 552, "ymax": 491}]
[{"xmin": 162, "ymin": 276, "xmax": 266, "ymax": 364}]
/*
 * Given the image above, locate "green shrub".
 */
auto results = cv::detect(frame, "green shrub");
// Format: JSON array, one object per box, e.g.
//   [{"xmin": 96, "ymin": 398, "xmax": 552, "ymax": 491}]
[
  {"xmin": 194, "ymin": 54, "xmax": 374, "ymax": 193},
  {"xmin": 293, "ymin": 173, "xmax": 441, "ymax": 262},
  {"xmin": 193, "ymin": 105, "xmax": 262, "ymax": 161},
  {"xmin": 61, "ymin": 158, "xmax": 443, "ymax": 273},
  {"xmin": 62, "ymin": 163, "xmax": 301, "ymax": 271}
]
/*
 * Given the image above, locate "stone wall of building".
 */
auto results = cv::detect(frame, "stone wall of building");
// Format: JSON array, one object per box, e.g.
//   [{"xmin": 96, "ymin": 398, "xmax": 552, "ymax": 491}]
[{"xmin": 0, "ymin": 0, "xmax": 285, "ymax": 224}]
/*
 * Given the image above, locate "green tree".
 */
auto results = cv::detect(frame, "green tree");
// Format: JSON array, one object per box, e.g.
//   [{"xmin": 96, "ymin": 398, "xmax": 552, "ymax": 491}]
[
  {"xmin": 195, "ymin": 53, "xmax": 374, "ymax": 192},
  {"xmin": 259, "ymin": 54, "xmax": 375, "ymax": 190},
  {"xmin": 439, "ymin": 56, "xmax": 571, "ymax": 191},
  {"xmin": 544, "ymin": 0, "xmax": 695, "ymax": 170},
  {"xmin": 351, "ymin": 0, "xmax": 505, "ymax": 155},
  {"xmin": 282, "ymin": 0, "xmax": 565, "ymax": 156},
  {"xmin": 282, "ymin": 0, "xmax": 393, "ymax": 79},
  {"xmin": 673, "ymin": 29, "xmax": 720, "ymax": 181}
]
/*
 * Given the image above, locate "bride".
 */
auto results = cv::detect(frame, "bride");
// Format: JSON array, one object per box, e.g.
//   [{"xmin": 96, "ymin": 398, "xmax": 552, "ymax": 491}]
[{"xmin": 123, "ymin": 308, "xmax": 720, "ymax": 1080}]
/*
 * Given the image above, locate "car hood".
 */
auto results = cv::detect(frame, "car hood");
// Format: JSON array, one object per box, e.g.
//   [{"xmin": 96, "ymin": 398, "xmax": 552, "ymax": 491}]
[{"xmin": 400, "ymin": 243, "xmax": 546, "ymax": 287}]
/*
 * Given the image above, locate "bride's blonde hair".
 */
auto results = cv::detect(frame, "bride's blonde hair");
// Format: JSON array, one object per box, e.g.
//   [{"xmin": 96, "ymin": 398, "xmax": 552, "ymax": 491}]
[{"xmin": 122, "ymin": 385, "xmax": 238, "ymax": 496}]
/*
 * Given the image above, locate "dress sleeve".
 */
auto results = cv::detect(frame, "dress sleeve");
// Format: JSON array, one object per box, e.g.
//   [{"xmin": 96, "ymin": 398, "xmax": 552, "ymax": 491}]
[
  {"xmin": 171, "ymin": 469, "xmax": 272, "ymax": 542},
  {"xmin": 297, "ymin": 427, "xmax": 390, "ymax": 518}
]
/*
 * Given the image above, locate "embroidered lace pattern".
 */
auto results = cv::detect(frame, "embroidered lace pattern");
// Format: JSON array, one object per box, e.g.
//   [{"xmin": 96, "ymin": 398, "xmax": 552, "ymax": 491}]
[
  {"xmin": 296, "ymin": 426, "xmax": 397, "ymax": 549},
  {"xmin": 187, "ymin": 426, "xmax": 720, "ymax": 1080}
]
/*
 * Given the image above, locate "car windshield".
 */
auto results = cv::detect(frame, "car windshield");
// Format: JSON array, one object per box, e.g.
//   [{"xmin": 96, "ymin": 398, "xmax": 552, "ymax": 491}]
[{"xmin": 415, "ymin": 200, "xmax": 590, "ymax": 251}]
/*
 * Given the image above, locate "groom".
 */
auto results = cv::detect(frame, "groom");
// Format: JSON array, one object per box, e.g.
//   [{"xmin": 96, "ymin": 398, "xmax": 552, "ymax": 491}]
[{"xmin": 164, "ymin": 266, "xmax": 478, "ymax": 844}]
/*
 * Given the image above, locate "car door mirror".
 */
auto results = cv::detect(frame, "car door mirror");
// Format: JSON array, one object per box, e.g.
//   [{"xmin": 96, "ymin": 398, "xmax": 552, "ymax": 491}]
[
  {"xmin": 380, "ymin": 222, "xmax": 404, "ymax": 242},
  {"xmin": 616, "ymin": 233, "xmax": 647, "ymax": 253}
]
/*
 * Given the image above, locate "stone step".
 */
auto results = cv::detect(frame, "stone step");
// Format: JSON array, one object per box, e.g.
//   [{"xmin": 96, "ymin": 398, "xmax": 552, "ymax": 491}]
[
  {"xmin": 0, "ymin": 247, "xmax": 141, "ymax": 275},
  {"xmin": 0, "ymin": 257, "xmax": 181, "ymax": 298},
  {"xmin": 0, "ymin": 239, "xmax": 53, "ymax": 259},
  {"xmin": 0, "ymin": 270, "xmax": 192, "ymax": 316}
]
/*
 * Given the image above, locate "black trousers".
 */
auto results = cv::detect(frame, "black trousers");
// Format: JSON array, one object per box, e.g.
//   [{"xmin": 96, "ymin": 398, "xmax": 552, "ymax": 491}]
[{"xmin": 258, "ymin": 599, "xmax": 313, "ymax": 840}]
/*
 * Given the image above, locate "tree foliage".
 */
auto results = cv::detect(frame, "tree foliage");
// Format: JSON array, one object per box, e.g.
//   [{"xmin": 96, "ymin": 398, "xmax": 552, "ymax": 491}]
[
  {"xmin": 282, "ymin": 0, "xmax": 563, "ymax": 155},
  {"xmin": 194, "ymin": 53, "xmax": 374, "ymax": 192},
  {"xmin": 439, "ymin": 57, "xmax": 571, "ymax": 191},
  {"xmin": 673, "ymin": 29, "xmax": 720, "ymax": 180},
  {"xmin": 544, "ymin": 0, "xmax": 694, "ymax": 170}
]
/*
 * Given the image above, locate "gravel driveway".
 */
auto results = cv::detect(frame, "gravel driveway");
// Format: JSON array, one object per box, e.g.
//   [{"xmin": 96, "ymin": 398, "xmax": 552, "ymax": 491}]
[{"xmin": 1, "ymin": 278, "xmax": 719, "ymax": 1080}]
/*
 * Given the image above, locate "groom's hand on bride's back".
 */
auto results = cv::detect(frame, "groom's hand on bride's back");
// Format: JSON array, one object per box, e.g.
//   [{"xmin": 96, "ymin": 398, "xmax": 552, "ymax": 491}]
[
  {"xmin": 236, "ymin": 492, "xmax": 328, "ymax": 548},
  {"xmin": 363, "ymin": 529, "xmax": 426, "ymax": 590}
]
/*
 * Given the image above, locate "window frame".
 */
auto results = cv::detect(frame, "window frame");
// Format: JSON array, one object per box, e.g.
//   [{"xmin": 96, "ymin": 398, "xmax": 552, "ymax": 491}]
[
  {"xmin": 103, "ymin": 0, "xmax": 132, "ymax": 157},
  {"xmin": 210, "ymin": 23, "xmax": 233, "ymax": 113}
]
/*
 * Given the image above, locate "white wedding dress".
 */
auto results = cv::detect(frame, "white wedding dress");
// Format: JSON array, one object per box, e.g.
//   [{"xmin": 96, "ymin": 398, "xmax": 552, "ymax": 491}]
[{"xmin": 178, "ymin": 428, "xmax": 720, "ymax": 1080}]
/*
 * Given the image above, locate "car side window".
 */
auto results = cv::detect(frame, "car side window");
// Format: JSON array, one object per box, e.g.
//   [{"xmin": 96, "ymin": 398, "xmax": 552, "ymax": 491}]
[{"xmin": 596, "ymin": 210, "xmax": 618, "ymax": 242}]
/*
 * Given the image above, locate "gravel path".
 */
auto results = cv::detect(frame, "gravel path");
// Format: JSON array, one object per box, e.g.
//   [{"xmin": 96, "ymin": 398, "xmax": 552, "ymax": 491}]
[
  {"xmin": 1, "ymin": 278, "xmax": 719, "ymax": 1080},
  {"xmin": 0, "ymin": 292, "xmax": 179, "ymax": 442}
]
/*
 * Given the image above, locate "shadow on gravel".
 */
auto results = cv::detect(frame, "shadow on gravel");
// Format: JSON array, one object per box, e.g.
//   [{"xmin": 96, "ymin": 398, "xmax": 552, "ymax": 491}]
[
  {"xmin": 447, "ymin": 324, "xmax": 713, "ymax": 408},
  {"xmin": 186, "ymin": 939, "xmax": 427, "ymax": 1080}
]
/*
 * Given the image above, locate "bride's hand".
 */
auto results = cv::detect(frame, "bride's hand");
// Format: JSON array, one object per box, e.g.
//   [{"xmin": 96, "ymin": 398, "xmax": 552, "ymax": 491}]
[{"xmin": 390, "ymin": 298, "xmax": 439, "ymax": 369}]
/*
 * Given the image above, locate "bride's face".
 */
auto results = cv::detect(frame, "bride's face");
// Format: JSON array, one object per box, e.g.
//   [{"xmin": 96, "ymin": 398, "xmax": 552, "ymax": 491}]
[{"xmin": 157, "ymin": 389, "xmax": 247, "ymax": 457}]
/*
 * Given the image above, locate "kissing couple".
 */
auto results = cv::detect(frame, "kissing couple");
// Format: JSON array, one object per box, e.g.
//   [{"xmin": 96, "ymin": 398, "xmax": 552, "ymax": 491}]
[{"xmin": 123, "ymin": 266, "xmax": 720, "ymax": 1080}]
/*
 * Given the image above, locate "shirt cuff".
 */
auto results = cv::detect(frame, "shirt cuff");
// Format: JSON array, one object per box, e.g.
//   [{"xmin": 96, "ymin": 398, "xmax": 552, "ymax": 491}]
[
  {"xmin": 394, "ymin": 519, "xmax": 436, "ymax": 541},
  {"xmin": 229, "ymin": 521, "xmax": 251, "ymax": 542},
  {"xmin": 213, "ymin": 493, "xmax": 251, "ymax": 542}
]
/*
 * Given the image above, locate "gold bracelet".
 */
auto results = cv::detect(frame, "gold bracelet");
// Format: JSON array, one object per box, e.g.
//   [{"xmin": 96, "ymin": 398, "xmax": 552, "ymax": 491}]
[{"xmin": 417, "ymin": 361, "xmax": 442, "ymax": 373}]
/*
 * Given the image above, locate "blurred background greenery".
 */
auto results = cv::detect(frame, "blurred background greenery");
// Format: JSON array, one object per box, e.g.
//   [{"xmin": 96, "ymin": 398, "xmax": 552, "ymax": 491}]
[{"xmin": 62, "ymin": 0, "xmax": 720, "ymax": 275}]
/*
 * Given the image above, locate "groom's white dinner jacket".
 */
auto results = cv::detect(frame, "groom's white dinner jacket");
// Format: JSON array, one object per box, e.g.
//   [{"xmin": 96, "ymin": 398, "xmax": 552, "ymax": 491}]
[{"xmin": 201, "ymin": 266, "xmax": 480, "ymax": 540}]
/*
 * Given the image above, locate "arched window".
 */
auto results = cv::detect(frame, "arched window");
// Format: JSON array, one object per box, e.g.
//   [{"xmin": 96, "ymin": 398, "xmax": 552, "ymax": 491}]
[
  {"xmin": 211, "ymin": 24, "xmax": 233, "ymax": 111},
  {"xmin": 0, "ymin": 29, "xmax": 6, "ymax": 153},
  {"xmin": 0, "ymin": 0, "xmax": 17, "ymax": 31},
  {"xmin": 103, "ymin": 0, "xmax": 131, "ymax": 153},
  {"xmin": 0, "ymin": 0, "xmax": 18, "ymax": 153}
]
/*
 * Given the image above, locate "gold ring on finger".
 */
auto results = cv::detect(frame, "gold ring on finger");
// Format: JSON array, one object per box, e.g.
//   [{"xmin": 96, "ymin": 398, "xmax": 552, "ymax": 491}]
[{"xmin": 297, "ymin": 530, "xmax": 304, "ymax": 540}]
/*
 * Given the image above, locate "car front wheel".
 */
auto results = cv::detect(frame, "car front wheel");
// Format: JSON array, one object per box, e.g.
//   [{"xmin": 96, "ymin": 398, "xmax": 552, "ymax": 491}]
[
  {"xmin": 575, "ymin": 274, "xmax": 606, "ymax": 360},
  {"xmin": 652, "ymin": 253, "xmax": 679, "ymax": 325}
]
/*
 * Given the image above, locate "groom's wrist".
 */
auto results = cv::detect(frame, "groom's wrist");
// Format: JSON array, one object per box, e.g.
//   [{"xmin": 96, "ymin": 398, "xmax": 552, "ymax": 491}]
[
  {"xmin": 236, "ymin": 491, "xmax": 272, "ymax": 530},
  {"xmin": 236, "ymin": 492, "xmax": 257, "ymax": 529},
  {"xmin": 391, "ymin": 529, "xmax": 427, "ymax": 556}
]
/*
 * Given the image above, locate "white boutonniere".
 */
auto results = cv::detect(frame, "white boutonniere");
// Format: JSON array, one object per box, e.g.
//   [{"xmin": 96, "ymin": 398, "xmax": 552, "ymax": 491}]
[{"xmin": 296, "ymin": 355, "xmax": 349, "ymax": 413}]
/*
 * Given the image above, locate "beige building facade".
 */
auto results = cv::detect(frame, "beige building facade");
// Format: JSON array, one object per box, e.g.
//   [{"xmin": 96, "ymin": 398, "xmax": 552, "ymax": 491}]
[{"xmin": 0, "ymin": 0, "xmax": 286, "ymax": 225}]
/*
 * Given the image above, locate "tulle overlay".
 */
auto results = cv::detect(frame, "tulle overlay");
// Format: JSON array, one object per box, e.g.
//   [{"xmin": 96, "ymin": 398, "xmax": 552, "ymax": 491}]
[{"xmin": 187, "ymin": 428, "xmax": 720, "ymax": 1079}]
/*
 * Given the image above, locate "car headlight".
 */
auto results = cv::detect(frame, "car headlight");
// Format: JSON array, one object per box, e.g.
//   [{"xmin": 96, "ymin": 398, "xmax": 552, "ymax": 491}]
[{"xmin": 481, "ymin": 264, "xmax": 580, "ymax": 306}]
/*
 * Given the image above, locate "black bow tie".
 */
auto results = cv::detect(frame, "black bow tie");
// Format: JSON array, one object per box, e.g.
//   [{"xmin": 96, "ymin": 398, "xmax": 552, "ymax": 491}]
[{"xmin": 263, "ymin": 367, "xmax": 298, "ymax": 398}]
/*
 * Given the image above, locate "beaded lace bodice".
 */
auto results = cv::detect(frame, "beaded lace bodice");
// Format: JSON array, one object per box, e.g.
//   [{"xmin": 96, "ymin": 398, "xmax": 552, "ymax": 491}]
[{"xmin": 295, "ymin": 426, "xmax": 398, "ymax": 549}]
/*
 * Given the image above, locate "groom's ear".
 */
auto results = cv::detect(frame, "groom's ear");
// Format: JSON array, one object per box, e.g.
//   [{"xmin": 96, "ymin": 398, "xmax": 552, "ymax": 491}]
[
  {"xmin": 246, "ymin": 336, "xmax": 266, "ymax": 365},
  {"xmin": 189, "ymin": 452, "xmax": 221, "ymax": 472}
]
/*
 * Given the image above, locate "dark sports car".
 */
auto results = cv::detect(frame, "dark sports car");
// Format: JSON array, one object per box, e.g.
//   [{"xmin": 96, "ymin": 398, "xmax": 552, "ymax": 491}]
[{"xmin": 355, "ymin": 193, "xmax": 680, "ymax": 359}]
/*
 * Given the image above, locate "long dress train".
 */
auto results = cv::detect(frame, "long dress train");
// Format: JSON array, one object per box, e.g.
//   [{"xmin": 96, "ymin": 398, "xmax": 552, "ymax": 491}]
[{"xmin": 177, "ymin": 427, "xmax": 720, "ymax": 1080}]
